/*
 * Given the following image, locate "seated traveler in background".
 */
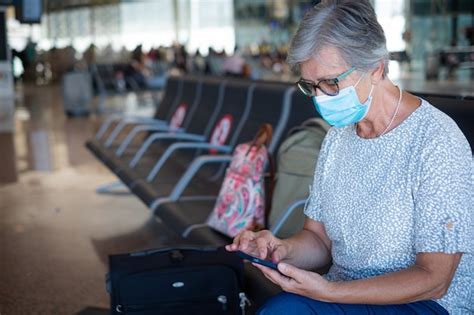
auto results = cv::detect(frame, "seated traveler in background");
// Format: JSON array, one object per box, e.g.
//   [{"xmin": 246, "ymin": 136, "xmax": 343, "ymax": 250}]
[
  {"xmin": 223, "ymin": 46, "xmax": 247, "ymax": 78},
  {"xmin": 227, "ymin": 0, "xmax": 472, "ymax": 314}
]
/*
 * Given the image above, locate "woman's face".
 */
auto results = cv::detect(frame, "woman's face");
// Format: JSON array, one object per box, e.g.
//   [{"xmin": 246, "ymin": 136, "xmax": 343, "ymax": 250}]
[{"xmin": 300, "ymin": 46, "xmax": 372, "ymax": 103}]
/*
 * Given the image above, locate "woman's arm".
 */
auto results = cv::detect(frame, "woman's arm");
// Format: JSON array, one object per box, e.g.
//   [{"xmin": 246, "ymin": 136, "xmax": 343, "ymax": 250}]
[
  {"xmin": 283, "ymin": 219, "xmax": 332, "ymax": 270},
  {"xmin": 255, "ymin": 251, "xmax": 462, "ymax": 304},
  {"xmin": 325, "ymin": 252, "xmax": 461, "ymax": 303}
]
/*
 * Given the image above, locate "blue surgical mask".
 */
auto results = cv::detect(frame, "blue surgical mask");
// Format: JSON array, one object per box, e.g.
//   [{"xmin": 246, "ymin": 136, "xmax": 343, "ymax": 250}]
[{"xmin": 312, "ymin": 76, "xmax": 374, "ymax": 128}]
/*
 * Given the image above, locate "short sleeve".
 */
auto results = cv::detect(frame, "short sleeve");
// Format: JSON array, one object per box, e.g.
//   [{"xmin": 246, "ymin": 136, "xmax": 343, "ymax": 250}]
[
  {"xmin": 304, "ymin": 128, "xmax": 334, "ymax": 222},
  {"xmin": 413, "ymin": 131, "xmax": 473, "ymax": 254}
]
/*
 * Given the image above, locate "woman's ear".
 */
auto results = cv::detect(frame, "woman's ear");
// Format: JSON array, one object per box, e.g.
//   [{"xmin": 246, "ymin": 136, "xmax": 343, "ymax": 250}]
[{"xmin": 370, "ymin": 61, "xmax": 385, "ymax": 85}]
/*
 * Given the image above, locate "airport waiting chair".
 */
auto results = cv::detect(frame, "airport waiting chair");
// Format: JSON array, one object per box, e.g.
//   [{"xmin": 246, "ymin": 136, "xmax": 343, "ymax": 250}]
[
  {"xmin": 95, "ymin": 75, "xmax": 183, "ymax": 143},
  {"xmin": 87, "ymin": 76, "xmax": 217, "ymax": 193},
  {"xmin": 138, "ymin": 82, "xmax": 295, "ymax": 212},
  {"xmin": 106, "ymin": 77, "xmax": 226, "ymax": 173},
  {"xmin": 94, "ymin": 77, "xmax": 206, "ymax": 177},
  {"xmin": 116, "ymin": 80, "xmax": 258, "ymax": 208},
  {"xmin": 151, "ymin": 85, "xmax": 317, "ymax": 244},
  {"xmin": 86, "ymin": 75, "xmax": 184, "ymax": 169}
]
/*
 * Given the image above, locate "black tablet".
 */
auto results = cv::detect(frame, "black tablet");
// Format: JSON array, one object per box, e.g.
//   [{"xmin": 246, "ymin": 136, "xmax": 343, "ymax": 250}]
[{"xmin": 236, "ymin": 250, "xmax": 278, "ymax": 270}]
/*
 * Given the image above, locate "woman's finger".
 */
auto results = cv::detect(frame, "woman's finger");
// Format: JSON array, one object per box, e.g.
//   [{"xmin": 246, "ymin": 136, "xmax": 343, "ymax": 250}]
[
  {"xmin": 255, "ymin": 236, "xmax": 270, "ymax": 259},
  {"xmin": 277, "ymin": 263, "xmax": 304, "ymax": 284},
  {"xmin": 252, "ymin": 263, "xmax": 280, "ymax": 285},
  {"xmin": 237, "ymin": 231, "xmax": 256, "ymax": 251},
  {"xmin": 225, "ymin": 234, "xmax": 241, "ymax": 251}
]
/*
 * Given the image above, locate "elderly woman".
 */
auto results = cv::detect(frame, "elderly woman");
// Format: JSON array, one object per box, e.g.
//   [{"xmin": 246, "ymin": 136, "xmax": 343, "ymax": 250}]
[{"xmin": 226, "ymin": 1, "xmax": 472, "ymax": 314}]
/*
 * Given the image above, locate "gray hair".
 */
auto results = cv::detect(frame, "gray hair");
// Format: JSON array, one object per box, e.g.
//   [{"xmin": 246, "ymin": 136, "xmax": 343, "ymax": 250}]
[{"xmin": 287, "ymin": 0, "xmax": 389, "ymax": 76}]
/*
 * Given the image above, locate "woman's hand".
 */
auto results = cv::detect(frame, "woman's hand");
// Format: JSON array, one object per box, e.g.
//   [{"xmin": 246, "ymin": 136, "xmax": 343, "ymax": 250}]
[
  {"xmin": 257, "ymin": 252, "xmax": 463, "ymax": 305},
  {"xmin": 226, "ymin": 227, "xmax": 335, "ymax": 302},
  {"xmin": 254, "ymin": 262, "xmax": 333, "ymax": 302},
  {"xmin": 225, "ymin": 229, "xmax": 289, "ymax": 263}
]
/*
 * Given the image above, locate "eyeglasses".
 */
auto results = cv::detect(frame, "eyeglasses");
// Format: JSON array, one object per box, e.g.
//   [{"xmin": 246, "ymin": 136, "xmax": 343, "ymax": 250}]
[{"xmin": 297, "ymin": 67, "xmax": 356, "ymax": 97}]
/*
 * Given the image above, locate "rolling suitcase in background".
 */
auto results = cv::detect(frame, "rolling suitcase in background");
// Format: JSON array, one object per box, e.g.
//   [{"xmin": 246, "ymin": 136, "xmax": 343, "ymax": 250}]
[
  {"xmin": 62, "ymin": 70, "xmax": 93, "ymax": 117},
  {"xmin": 107, "ymin": 246, "xmax": 250, "ymax": 315}
]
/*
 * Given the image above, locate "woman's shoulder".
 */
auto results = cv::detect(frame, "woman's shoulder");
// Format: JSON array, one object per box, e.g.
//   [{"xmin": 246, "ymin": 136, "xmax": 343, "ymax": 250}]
[
  {"xmin": 417, "ymin": 99, "xmax": 471, "ymax": 153},
  {"xmin": 406, "ymin": 100, "xmax": 472, "ymax": 175}
]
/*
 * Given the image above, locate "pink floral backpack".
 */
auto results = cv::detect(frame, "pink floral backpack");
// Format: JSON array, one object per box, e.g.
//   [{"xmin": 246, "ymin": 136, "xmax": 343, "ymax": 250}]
[{"xmin": 207, "ymin": 124, "xmax": 273, "ymax": 237}]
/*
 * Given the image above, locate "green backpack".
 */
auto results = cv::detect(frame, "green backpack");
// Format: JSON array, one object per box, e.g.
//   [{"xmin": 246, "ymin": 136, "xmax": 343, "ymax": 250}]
[{"xmin": 269, "ymin": 118, "xmax": 330, "ymax": 238}]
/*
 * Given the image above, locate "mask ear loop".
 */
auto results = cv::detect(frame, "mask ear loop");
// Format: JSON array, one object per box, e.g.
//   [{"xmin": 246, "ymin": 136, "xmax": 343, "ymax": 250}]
[
  {"xmin": 353, "ymin": 72, "xmax": 366, "ymax": 88},
  {"xmin": 353, "ymin": 72, "xmax": 374, "ymax": 104},
  {"xmin": 366, "ymin": 84, "xmax": 375, "ymax": 100}
]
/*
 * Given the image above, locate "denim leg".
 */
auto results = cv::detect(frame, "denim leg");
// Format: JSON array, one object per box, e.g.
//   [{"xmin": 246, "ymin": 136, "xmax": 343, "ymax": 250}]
[
  {"xmin": 257, "ymin": 292, "xmax": 324, "ymax": 315},
  {"xmin": 257, "ymin": 292, "xmax": 448, "ymax": 315}
]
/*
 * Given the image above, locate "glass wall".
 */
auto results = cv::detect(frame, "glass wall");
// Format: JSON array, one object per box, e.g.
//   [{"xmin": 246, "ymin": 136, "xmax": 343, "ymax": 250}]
[
  {"xmin": 39, "ymin": 0, "xmax": 235, "ymax": 54},
  {"xmin": 409, "ymin": 1, "xmax": 473, "ymax": 64}
]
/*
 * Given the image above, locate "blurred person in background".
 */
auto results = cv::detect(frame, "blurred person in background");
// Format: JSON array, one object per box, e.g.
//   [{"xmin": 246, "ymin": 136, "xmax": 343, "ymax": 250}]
[{"xmin": 223, "ymin": 46, "xmax": 247, "ymax": 77}]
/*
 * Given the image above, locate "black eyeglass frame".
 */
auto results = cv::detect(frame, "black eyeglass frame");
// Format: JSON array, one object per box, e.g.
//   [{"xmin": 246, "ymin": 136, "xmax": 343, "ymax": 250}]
[{"xmin": 296, "ymin": 67, "xmax": 356, "ymax": 97}]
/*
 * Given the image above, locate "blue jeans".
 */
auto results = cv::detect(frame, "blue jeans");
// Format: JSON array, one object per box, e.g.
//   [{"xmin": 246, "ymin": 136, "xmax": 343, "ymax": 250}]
[{"xmin": 257, "ymin": 292, "xmax": 448, "ymax": 315}]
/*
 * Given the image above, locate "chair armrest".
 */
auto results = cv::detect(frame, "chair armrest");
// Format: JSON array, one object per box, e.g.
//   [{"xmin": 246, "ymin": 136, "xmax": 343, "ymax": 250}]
[
  {"xmin": 95, "ymin": 114, "xmax": 164, "ymax": 140},
  {"xmin": 104, "ymin": 118, "xmax": 168, "ymax": 147},
  {"xmin": 146, "ymin": 142, "xmax": 232, "ymax": 181},
  {"xmin": 115, "ymin": 124, "xmax": 184, "ymax": 156},
  {"xmin": 95, "ymin": 114, "xmax": 121, "ymax": 140},
  {"xmin": 129, "ymin": 133, "xmax": 206, "ymax": 167},
  {"xmin": 150, "ymin": 155, "xmax": 233, "ymax": 211},
  {"xmin": 269, "ymin": 199, "xmax": 307, "ymax": 236}
]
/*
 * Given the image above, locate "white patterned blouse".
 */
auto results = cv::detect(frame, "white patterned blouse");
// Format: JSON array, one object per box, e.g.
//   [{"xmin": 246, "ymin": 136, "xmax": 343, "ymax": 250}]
[{"xmin": 304, "ymin": 99, "xmax": 473, "ymax": 314}]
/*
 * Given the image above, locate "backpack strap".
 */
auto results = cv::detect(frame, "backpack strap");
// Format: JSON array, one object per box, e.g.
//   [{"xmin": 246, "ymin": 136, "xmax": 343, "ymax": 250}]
[
  {"xmin": 252, "ymin": 123, "xmax": 273, "ymax": 147},
  {"xmin": 249, "ymin": 123, "xmax": 275, "ymax": 227},
  {"xmin": 265, "ymin": 150, "xmax": 275, "ymax": 225}
]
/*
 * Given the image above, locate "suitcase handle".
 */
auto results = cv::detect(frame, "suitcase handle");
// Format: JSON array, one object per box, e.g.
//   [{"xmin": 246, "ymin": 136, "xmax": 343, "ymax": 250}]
[{"xmin": 129, "ymin": 246, "xmax": 219, "ymax": 257}]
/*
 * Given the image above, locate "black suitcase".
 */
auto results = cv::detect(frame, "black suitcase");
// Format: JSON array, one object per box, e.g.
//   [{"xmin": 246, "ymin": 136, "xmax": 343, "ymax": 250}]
[{"xmin": 107, "ymin": 246, "xmax": 249, "ymax": 315}]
